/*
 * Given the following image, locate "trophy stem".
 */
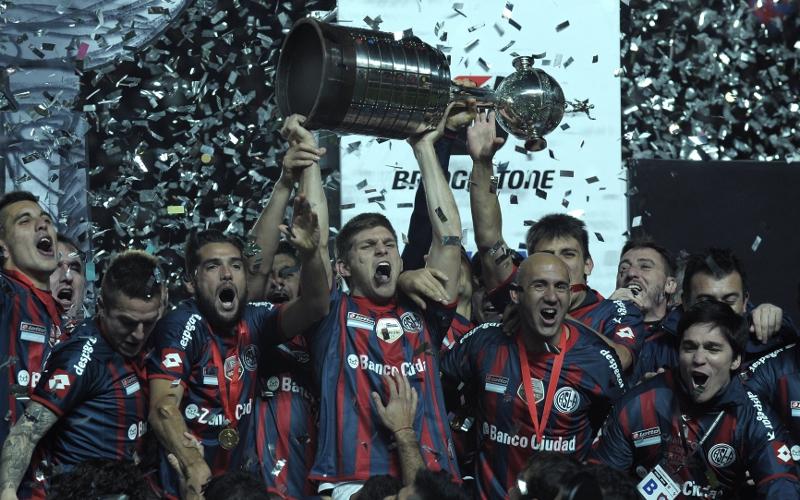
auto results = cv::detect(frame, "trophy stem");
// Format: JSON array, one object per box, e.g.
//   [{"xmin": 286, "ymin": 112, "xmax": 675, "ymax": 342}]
[{"xmin": 450, "ymin": 84, "xmax": 497, "ymax": 108}]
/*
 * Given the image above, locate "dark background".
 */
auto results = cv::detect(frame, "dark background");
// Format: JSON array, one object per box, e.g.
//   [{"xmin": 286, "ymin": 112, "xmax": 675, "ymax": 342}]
[{"xmin": 629, "ymin": 159, "xmax": 800, "ymax": 318}]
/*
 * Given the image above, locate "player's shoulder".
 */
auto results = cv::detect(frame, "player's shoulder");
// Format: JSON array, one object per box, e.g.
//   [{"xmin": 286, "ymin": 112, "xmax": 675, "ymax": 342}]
[
  {"xmin": 47, "ymin": 325, "xmax": 110, "ymax": 371},
  {"xmin": 746, "ymin": 343, "xmax": 797, "ymax": 378},
  {"xmin": 615, "ymin": 370, "xmax": 674, "ymax": 409},
  {"xmin": 597, "ymin": 297, "xmax": 642, "ymax": 320},
  {"xmin": 157, "ymin": 300, "xmax": 205, "ymax": 333},
  {"xmin": 457, "ymin": 321, "xmax": 505, "ymax": 346}
]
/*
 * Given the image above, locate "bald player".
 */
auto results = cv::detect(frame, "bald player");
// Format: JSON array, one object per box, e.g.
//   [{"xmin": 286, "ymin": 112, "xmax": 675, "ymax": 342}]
[{"xmin": 439, "ymin": 253, "xmax": 625, "ymax": 499}]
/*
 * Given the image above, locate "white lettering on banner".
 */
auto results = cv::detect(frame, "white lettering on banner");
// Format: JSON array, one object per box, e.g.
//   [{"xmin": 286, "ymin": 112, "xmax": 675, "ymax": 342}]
[
  {"xmin": 600, "ymin": 349, "xmax": 625, "ymax": 389},
  {"xmin": 747, "ymin": 391, "xmax": 774, "ymax": 435},
  {"xmin": 337, "ymin": 0, "xmax": 625, "ymax": 296},
  {"xmin": 73, "ymin": 337, "xmax": 98, "ymax": 376},
  {"xmin": 347, "ymin": 354, "xmax": 428, "ymax": 377},
  {"xmin": 180, "ymin": 314, "xmax": 201, "ymax": 348},
  {"xmin": 481, "ymin": 423, "xmax": 577, "ymax": 452}
]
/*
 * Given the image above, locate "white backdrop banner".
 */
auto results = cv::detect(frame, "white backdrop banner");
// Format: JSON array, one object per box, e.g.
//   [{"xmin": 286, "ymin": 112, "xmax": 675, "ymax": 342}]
[{"xmin": 337, "ymin": 0, "xmax": 624, "ymax": 295}]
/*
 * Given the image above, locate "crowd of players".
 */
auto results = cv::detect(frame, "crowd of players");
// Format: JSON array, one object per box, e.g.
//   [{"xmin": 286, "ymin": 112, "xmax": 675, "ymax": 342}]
[{"xmin": 1, "ymin": 102, "xmax": 799, "ymax": 500}]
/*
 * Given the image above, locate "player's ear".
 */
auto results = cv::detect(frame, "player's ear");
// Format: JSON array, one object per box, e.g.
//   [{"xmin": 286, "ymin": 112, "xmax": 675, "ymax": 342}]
[{"xmin": 336, "ymin": 259, "xmax": 351, "ymax": 278}]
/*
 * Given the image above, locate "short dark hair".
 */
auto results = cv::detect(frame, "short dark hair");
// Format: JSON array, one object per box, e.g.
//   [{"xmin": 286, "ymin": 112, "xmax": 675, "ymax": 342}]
[
  {"xmin": 185, "ymin": 229, "xmax": 245, "ymax": 277},
  {"xmin": 101, "ymin": 250, "xmax": 163, "ymax": 307},
  {"xmin": 525, "ymin": 213, "xmax": 591, "ymax": 260},
  {"xmin": 0, "ymin": 190, "xmax": 39, "ymax": 237},
  {"xmin": 204, "ymin": 470, "xmax": 272, "ymax": 500},
  {"xmin": 682, "ymin": 248, "xmax": 748, "ymax": 303},
  {"xmin": 356, "ymin": 474, "xmax": 402, "ymax": 499},
  {"xmin": 335, "ymin": 212, "xmax": 397, "ymax": 261},
  {"xmin": 412, "ymin": 469, "xmax": 470, "ymax": 500},
  {"xmin": 518, "ymin": 451, "xmax": 580, "ymax": 500},
  {"xmin": 677, "ymin": 300, "xmax": 749, "ymax": 359},
  {"xmin": 56, "ymin": 232, "xmax": 85, "ymax": 265},
  {"xmin": 620, "ymin": 236, "xmax": 676, "ymax": 275},
  {"xmin": 48, "ymin": 459, "xmax": 154, "ymax": 500},
  {"xmin": 274, "ymin": 240, "xmax": 300, "ymax": 265},
  {"xmin": 582, "ymin": 463, "xmax": 638, "ymax": 500}
]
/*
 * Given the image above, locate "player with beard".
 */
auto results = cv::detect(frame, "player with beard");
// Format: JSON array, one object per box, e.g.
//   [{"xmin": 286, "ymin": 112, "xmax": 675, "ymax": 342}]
[
  {"xmin": 303, "ymin": 103, "xmax": 468, "ymax": 499},
  {"xmin": 49, "ymin": 234, "xmax": 87, "ymax": 333},
  {"xmin": 439, "ymin": 253, "xmax": 625, "ymax": 499},
  {"xmin": 591, "ymin": 300, "xmax": 800, "ymax": 499},
  {"xmin": 147, "ymin": 194, "xmax": 329, "ymax": 500},
  {"xmin": 0, "ymin": 250, "xmax": 166, "ymax": 500},
  {"xmin": 0, "ymin": 191, "xmax": 65, "ymax": 447},
  {"xmin": 465, "ymin": 113, "xmax": 643, "ymax": 371}
]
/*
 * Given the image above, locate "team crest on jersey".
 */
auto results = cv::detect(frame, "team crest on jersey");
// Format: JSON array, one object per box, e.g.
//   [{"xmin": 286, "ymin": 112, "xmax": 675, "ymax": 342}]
[
  {"xmin": 121, "ymin": 374, "xmax": 141, "ymax": 396},
  {"xmin": 347, "ymin": 312, "xmax": 375, "ymax": 330},
  {"xmin": 708, "ymin": 443, "xmax": 736, "ymax": 468},
  {"xmin": 791, "ymin": 401, "xmax": 800, "ymax": 417},
  {"xmin": 241, "ymin": 344, "xmax": 259, "ymax": 371},
  {"xmin": 376, "ymin": 318, "xmax": 404, "ymax": 344},
  {"xmin": 19, "ymin": 321, "xmax": 46, "ymax": 343},
  {"xmin": 47, "ymin": 370, "xmax": 73, "ymax": 394},
  {"xmin": 553, "ymin": 387, "xmax": 581, "ymax": 414},
  {"xmin": 517, "ymin": 377, "xmax": 545, "ymax": 404},
  {"xmin": 400, "ymin": 312, "xmax": 423, "ymax": 333},
  {"xmin": 224, "ymin": 355, "xmax": 244, "ymax": 381}
]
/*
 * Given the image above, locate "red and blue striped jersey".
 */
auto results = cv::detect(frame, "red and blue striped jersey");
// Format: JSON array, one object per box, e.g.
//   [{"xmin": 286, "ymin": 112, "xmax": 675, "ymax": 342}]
[
  {"xmin": 742, "ymin": 343, "xmax": 800, "ymax": 445},
  {"xmin": 0, "ymin": 270, "xmax": 65, "ymax": 445},
  {"xmin": 487, "ymin": 269, "xmax": 644, "ymax": 363},
  {"xmin": 22, "ymin": 321, "xmax": 148, "ymax": 498},
  {"xmin": 256, "ymin": 337, "xmax": 319, "ymax": 499},
  {"xmin": 147, "ymin": 299, "xmax": 282, "ymax": 498},
  {"xmin": 591, "ymin": 370, "xmax": 800, "ymax": 498},
  {"xmin": 307, "ymin": 287, "xmax": 459, "ymax": 482},
  {"xmin": 440, "ymin": 320, "xmax": 626, "ymax": 499},
  {"xmin": 441, "ymin": 312, "xmax": 474, "ymax": 353}
]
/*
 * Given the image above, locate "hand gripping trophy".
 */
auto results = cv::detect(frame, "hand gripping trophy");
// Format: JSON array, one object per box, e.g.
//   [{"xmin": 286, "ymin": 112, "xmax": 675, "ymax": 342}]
[{"xmin": 275, "ymin": 17, "xmax": 583, "ymax": 152}]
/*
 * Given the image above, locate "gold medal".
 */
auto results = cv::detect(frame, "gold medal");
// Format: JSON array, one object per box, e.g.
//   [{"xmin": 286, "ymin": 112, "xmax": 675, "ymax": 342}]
[{"xmin": 218, "ymin": 427, "xmax": 239, "ymax": 450}]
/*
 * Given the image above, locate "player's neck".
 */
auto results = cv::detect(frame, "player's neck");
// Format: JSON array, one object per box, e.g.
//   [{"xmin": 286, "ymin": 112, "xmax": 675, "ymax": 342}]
[
  {"xmin": 568, "ymin": 287, "xmax": 587, "ymax": 311},
  {"xmin": 521, "ymin": 326, "xmax": 567, "ymax": 354},
  {"xmin": 456, "ymin": 297, "xmax": 471, "ymax": 319}
]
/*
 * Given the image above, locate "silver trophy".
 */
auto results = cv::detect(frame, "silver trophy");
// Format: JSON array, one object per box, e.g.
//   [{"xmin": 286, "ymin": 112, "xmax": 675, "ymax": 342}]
[{"xmin": 276, "ymin": 18, "xmax": 566, "ymax": 151}]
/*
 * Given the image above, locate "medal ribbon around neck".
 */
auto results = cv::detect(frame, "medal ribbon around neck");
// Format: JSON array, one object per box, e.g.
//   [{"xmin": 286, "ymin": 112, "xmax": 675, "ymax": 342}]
[
  {"xmin": 207, "ymin": 322, "xmax": 246, "ymax": 441},
  {"xmin": 516, "ymin": 325, "xmax": 567, "ymax": 445}
]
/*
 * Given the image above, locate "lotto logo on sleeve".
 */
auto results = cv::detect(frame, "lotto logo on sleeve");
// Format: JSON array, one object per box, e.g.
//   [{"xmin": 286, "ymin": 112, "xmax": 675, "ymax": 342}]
[
  {"xmin": 162, "ymin": 350, "xmax": 183, "ymax": 369},
  {"xmin": 47, "ymin": 370, "xmax": 73, "ymax": 394},
  {"xmin": 774, "ymin": 442, "xmax": 792, "ymax": 464},
  {"xmin": 615, "ymin": 327, "xmax": 634, "ymax": 340}
]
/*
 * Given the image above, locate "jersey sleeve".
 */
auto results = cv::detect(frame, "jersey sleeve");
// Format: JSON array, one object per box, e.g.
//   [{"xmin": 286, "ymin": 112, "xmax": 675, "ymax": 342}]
[
  {"xmin": 439, "ymin": 323, "xmax": 488, "ymax": 383},
  {"xmin": 247, "ymin": 302, "xmax": 284, "ymax": 350},
  {"xmin": 30, "ymin": 340, "xmax": 100, "ymax": 417},
  {"xmin": 589, "ymin": 402, "xmax": 634, "ymax": 472},
  {"xmin": 601, "ymin": 299, "xmax": 645, "ymax": 363},
  {"xmin": 420, "ymin": 298, "xmax": 457, "ymax": 349},
  {"xmin": 743, "ymin": 391, "xmax": 800, "ymax": 497},
  {"xmin": 587, "ymin": 347, "xmax": 627, "ymax": 429},
  {"xmin": 146, "ymin": 311, "xmax": 201, "ymax": 387},
  {"xmin": 485, "ymin": 264, "xmax": 518, "ymax": 312},
  {"xmin": 741, "ymin": 347, "xmax": 788, "ymax": 409}
]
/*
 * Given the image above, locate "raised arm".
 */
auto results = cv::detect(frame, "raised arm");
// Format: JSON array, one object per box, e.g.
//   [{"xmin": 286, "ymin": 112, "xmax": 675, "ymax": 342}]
[
  {"xmin": 148, "ymin": 379, "xmax": 208, "ymax": 500},
  {"xmin": 407, "ymin": 103, "xmax": 470, "ymax": 302},
  {"xmin": 276, "ymin": 195, "xmax": 330, "ymax": 338},
  {"xmin": 467, "ymin": 111, "xmax": 510, "ymax": 291},
  {"xmin": 284, "ymin": 115, "xmax": 332, "ymax": 290},
  {"xmin": 0, "ymin": 402, "xmax": 58, "ymax": 500},
  {"xmin": 246, "ymin": 114, "xmax": 327, "ymax": 299}
]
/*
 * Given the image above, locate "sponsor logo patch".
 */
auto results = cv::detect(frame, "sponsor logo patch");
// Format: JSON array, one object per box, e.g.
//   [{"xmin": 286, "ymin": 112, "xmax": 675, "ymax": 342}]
[
  {"xmin": 517, "ymin": 377, "xmax": 545, "ymax": 404},
  {"xmin": 632, "ymin": 427, "xmax": 662, "ymax": 448},
  {"xmin": 615, "ymin": 326, "xmax": 634, "ymax": 340},
  {"xmin": 791, "ymin": 401, "xmax": 800, "ymax": 418},
  {"xmin": 553, "ymin": 387, "xmax": 581, "ymax": 414},
  {"xmin": 266, "ymin": 376, "xmax": 280, "ymax": 392},
  {"xmin": 121, "ymin": 374, "xmax": 140, "ymax": 395},
  {"xmin": 162, "ymin": 351, "xmax": 183, "ymax": 369},
  {"xmin": 484, "ymin": 374, "xmax": 509, "ymax": 394},
  {"xmin": 400, "ymin": 312, "xmax": 423, "ymax": 333},
  {"xmin": 47, "ymin": 370, "xmax": 72, "ymax": 394},
  {"xmin": 184, "ymin": 404, "xmax": 199, "ymax": 420},
  {"xmin": 347, "ymin": 354, "xmax": 359, "ymax": 369},
  {"xmin": 346, "ymin": 312, "xmax": 375, "ymax": 330},
  {"xmin": 791, "ymin": 445, "xmax": 800, "ymax": 462},
  {"xmin": 774, "ymin": 442, "xmax": 792, "ymax": 464},
  {"xmin": 17, "ymin": 370, "xmax": 30, "ymax": 387},
  {"xmin": 202, "ymin": 366, "xmax": 218, "ymax": 386},
  {"xmin": 707, "ymin": 443, "xmax": 736, "ymax": 468},
  {"xmin": 376, "ymin": 318, "xmax": 404, "ymax": 343},
  {"xmin": 19, "ymin": 322, "xmax": 46, "ymax": 343}
]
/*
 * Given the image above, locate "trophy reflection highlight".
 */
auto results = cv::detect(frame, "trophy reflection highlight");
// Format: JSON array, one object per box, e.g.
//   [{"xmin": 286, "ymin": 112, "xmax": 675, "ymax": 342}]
[{"xmin": 276, "ymin": 18, "xmax": 566, "ymax": 152}]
